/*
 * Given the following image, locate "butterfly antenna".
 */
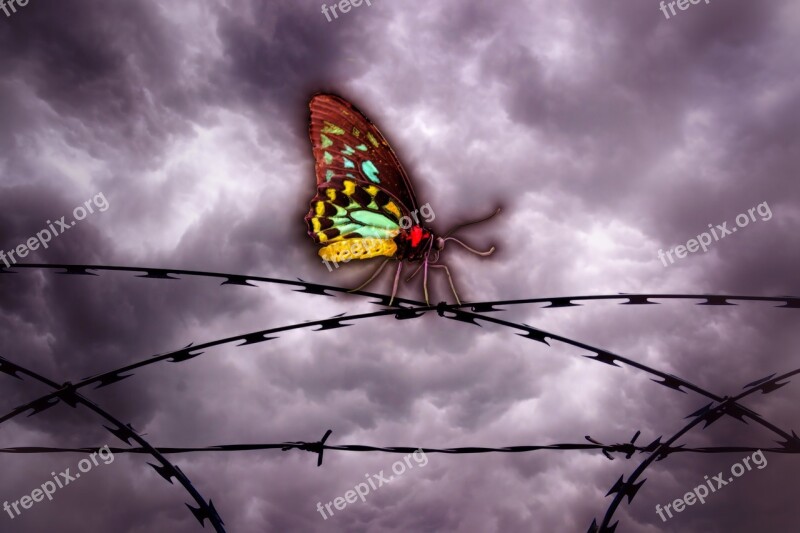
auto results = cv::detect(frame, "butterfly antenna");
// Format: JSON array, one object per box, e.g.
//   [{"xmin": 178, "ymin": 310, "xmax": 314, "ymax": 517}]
[
  {"xmin": 349, "ymin": 258, "xmax": 389, "ymax": 293},
  {"xmin": 443, "ymin": 237, "xmax": 495, "ymax": 257},
  {"xmin": 443, "ymin": 207, "xmax": 501, "ymax": 238}
]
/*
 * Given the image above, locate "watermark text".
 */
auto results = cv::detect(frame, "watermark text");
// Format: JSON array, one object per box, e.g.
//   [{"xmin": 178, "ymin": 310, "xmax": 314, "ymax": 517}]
[
  {"xmin": 321, "ymin": 0, "xmax": 376, "ymax": 22},
  {"xmin": 655, "ymin": 449, "xmax": 767, "ymax": 522},
  {"xmin": 0, "ymin": 0, "xmax": 31, "ymax": 18},
  {"xmin": 4, "ymin": 445, "xmax": 115, "ymax": 520},
  {"xmin": 0, "ymin": 192, "xmax": 110, "ymax": 268},
  {"xmin": 316, "ymin": 448, "xmax": 428, "ymax": 520},
  {"xmin": 659, "ymin": 0, "xmax": 711, "ymax": 20},
  {"xmin": 658, "ymin": 201, "xmax": 772, "ymax": 267}
]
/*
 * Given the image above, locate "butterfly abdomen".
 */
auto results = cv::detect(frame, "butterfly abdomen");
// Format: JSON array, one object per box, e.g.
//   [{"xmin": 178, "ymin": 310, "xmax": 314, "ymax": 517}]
[{"xmin": 319, "ymin": 238, "xmax": 397, "ymax": 263}]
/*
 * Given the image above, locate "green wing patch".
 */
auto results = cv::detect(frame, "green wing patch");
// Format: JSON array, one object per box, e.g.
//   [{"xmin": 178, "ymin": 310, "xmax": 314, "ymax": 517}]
[{"xmin": 305, "ymin": 177, "xmax": 405, "ymax": 244}]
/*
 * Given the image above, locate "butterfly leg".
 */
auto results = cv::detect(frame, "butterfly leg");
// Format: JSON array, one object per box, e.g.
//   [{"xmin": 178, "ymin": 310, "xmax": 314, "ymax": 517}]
[
  {"xmin": 349, "ymin": 258, "xmax": 389, "ymax": 293},
  {"xmin": 389, "ymin": 261, "xmax": 403, "ymax": 306},
  {"xmin": 430, "ymin": 264, "xmax": 461, "ymax": 306},
  {"xmin": 405, "ymin": 263, "xmax": 424, "ymax": 282},
  {"xmin": 423, "ymin": 260, "xmax": 430, "ymax": 305}
]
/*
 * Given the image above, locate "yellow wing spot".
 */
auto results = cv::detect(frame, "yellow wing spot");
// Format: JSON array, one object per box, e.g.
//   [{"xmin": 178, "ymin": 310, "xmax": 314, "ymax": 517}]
[
  {"xmin": 384, "ymin": 201, "xmax": 401, "ymax": 219},
  {"xmin": 311, "ymin": 217, "xmax": 322, "ymax": 232},
  {"xmin": 365, "ymin": 185, "xmax": 379, "ymax": 197},
  {"xmin": 318, "ymin": 232, "xmax": 329, "ymax": 243},
  {"xmin": 326, "ymin": 189, "xmax": 337, "ymax": 201},
  {"xmin": 319, "ymin": 239, "xmax": 397, "ymax": 262},
  {"xmin": 366, "ymin": 132, "xmax": 379, "ymax": 147},
  {"xmin": 352, "ymin": 127, "xmax": 361, "ymax": 138},
  {"xmin": 322, "ymin": 121, "xmax": 345, "ymax": 135},
  {"xmin": 315, "ymin": 201, "xmax": 326, "ymax": 216},
  {"xmin": 343, "ymin": 180, "xmax": 356, "ymax": 196}
]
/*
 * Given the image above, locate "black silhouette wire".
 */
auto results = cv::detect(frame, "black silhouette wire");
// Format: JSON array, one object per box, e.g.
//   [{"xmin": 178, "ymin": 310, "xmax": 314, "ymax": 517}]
[
  {"xmin": 589, "ymin": 368, "xmax": 800, "ymax": 532},
  {"xmin": 2, "ymin": 264, "xmax": 798, "ymax": 531},
  {"xmin": 0, "ymin": 357, "xmax": 225, "ymax": 532}
]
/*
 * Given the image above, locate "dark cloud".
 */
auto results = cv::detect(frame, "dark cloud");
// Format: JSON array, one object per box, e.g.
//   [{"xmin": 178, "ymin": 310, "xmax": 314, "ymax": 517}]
[{"xmin": 0, "ymin": 0, "xmax": 798, "ymax": 531}]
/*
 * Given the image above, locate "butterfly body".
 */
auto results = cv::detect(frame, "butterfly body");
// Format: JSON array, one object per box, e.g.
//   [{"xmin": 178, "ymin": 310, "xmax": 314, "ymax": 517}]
[
  {"xmin": 304, "ymin": 93, "xmax": 497, "ymax": 304},
  {"xmin": 395, "ymin": 225, "xmax": 435, "ymax": 261}
]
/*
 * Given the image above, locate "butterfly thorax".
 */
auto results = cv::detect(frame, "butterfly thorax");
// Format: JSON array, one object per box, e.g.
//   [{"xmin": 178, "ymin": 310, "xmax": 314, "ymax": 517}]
[{"xmin": 394, "ymin": 225, "xmax": 434, "ymax": 261}]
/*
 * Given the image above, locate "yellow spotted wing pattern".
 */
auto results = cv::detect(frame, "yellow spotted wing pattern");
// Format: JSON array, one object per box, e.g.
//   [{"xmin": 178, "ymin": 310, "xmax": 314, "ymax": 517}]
[{"xmin": 305, "ymin": 176, "xmax": 406, "ymax": 262}]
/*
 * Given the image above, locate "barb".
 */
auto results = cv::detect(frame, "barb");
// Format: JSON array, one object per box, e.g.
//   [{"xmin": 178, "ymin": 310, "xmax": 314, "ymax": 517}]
[
  {"xmin": 589, "ymin": 366, "xmax": 800, "ymax": 532},
  {"xmin": 0, "ymin": 356, "xmax": 225, "ymax": 532},
  {"xmin": 282, "ymin": 429, "xmax": 333, "ymax": 466}
]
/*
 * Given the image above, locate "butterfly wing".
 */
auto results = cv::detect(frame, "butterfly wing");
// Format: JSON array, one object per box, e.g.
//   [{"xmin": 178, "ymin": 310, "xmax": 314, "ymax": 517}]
[
  {"xmin": 308, "ymin": 93, "xmax": 418, "ymax": 212},
  {"xmin": 305, "ymin": 176, "xmax": 407, "ymax": 263},
  {"xmin": 306, "ymin": 94, "xmax": 419, "ymax": 263}
]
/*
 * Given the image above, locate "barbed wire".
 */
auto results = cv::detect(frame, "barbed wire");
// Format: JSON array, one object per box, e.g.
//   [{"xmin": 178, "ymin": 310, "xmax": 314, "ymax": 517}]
[
  {"xmin": 3, "ymin": 264, "xmax": 795, "ymax": 442},
  {"xmin": 0, "ymin": 306, "xmax": 429, "ymax": 428},
  {"xmin": 3, "ymin": 298, "xmax": 794, "ymax": 460},
  {"xmin": 441, "ymin": 308, "xmax": 798, "ymax": 441},
  {"xmin": 5, "ymin": 263, "xmax": 799, "ymax": 311},
  {"xmin": 1, "ymin": 434, "xmax": 796, "ymax": 460},
  {"xmin": 0, "ymin": 356, "xmax": 225, "ymax": 532},
  {"xmin": 590, "ymin": 366, "xmax": 800, "ymax": 532},
  {"xmin": 2, "ymin": 263, "xmax": 798, "ymax": 532}
]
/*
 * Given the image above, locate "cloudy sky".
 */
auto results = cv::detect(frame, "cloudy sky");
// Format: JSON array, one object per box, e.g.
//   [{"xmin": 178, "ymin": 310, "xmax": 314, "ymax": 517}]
[{"xmin": 0, "ymin": 0, "xmax": 798, "ymax": 531}]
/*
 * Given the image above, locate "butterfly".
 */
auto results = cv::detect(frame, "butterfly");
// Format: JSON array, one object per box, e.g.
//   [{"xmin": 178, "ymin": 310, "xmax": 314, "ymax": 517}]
[{"xmin": 304, "ymin": 93, "xmax": 499, "ymax": 305}]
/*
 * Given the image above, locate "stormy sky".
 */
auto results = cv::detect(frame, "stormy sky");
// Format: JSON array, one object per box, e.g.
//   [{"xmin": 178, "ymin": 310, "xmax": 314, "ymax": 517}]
[{"xmin": 0, "ymin": 0, "xmax": 798, "ymax": 531}]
